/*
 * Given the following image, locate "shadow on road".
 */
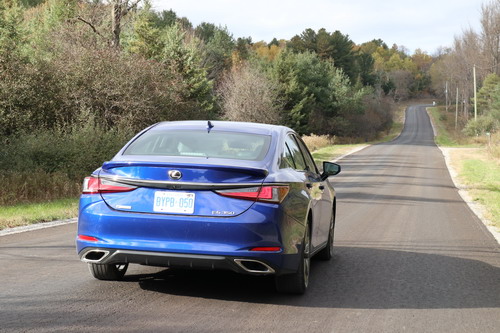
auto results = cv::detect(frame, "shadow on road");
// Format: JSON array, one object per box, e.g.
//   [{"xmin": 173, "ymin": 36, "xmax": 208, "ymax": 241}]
[{"xmin": 123, "ymin": 246, "xmax": 500, "ymax": 310}]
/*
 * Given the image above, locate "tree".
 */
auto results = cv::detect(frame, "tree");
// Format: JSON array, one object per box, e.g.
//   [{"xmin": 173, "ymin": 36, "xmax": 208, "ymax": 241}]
[
  {"xmin": 126, "ymin": 2, "xmax": 163, "ymax": 59},
  {"xmin": 253, "ymin": 41, "xmax": 282, "ymax": 62},
  {"xmin": 388, "ymin": 70, "xmax": 413, "ymax": 101},
  {"xmin": 359, "ymin": 39, "xmax": 388, "ymax": 55},
  {"xmin": 269, "ymin": 38, "xmax": 279, "ymax": 47},
  {"xmin": 329, "ymin": 30, "xmax": 358, "ymax": 81},
  {"xmin": 0, "ymin": 0, "xmax": 31, "ymax": 135},
  {"xmin": 195, "ymin": 22, "xmax": 216, "ymax": 42},
  {"xmin": 198, "ymin": 24, "xmax": 234, "ymax": 80},
  {"xmin": 44, "ymin": 0, "xmax": 76, "ymax": 29},
  {"xmin": 476, "ymin": 73, "xmax": 500, "ymax": 114},
  {"xmin": 271, "ymin": 50, "xmax": 365, "ymax": 135},
  {"xmin": 110, "ymin": 0, "xmax": 142, "ymax": 47},
  {"xmin": 234, "ymin": 36, "xmax": 252, "ymax": 62},
  {"xmin": 218, "ymin": 63, "xmax": 282, "ymax": 124},
  {"xmin": 272, "ymin": 50, "xmax": 325, "ymax": 133},
  {"xmin": 161, "ymin": 23, "xmax": 215, "ymax": 118},
  {"xmin": 76, "ymin": 0, "xmax": 142, "ymax": 48},
  {"xmin": 288, "ymin": 28, "xmax": 359, "ymax": 83},
  {"xmin": 152, "ymin": 9, "xmax": 177, "ymax": 29},
  {"xmin": 480, "ymin": 1, "xmax": 500, "ymax": 75},
  {"xmin": 357, "ymin": 53, "xmax": 377, "ymax": 86}
]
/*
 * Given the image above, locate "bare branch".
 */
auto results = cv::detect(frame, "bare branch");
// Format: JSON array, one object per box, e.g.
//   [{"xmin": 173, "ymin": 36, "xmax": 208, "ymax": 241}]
[
  {"xmin": 121, "ymin": 0, "xmax": 142, "ymax": 17},
  {"xmin": 76, "ymin": 16, "xmax": 107, "ymax": 41},
  {"xmin": 127, "ymin": 0, "xmax": 142, "ymax": 12}
]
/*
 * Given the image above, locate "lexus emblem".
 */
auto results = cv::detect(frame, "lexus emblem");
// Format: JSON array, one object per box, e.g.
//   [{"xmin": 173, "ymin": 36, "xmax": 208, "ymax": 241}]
[{"xmin": 168, "ymin": 170, "xmax": 182, "ymax": 180}]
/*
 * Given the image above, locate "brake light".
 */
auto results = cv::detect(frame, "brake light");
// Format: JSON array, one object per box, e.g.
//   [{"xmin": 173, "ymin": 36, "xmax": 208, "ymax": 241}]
[
  {"xmin": 215, "ymin": 185, "xmax": 289, "ymax": 203},
  {"xmin": 82, "ymin": 177, "xmax": 137, "ymax": 194}
]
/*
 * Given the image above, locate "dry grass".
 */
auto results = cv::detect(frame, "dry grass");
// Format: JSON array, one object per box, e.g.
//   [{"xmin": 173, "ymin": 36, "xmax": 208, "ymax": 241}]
[
  {"xmin": 486, "ymin": 132, "xmax": 500, "ymax": 159},
  {"xmin": 0, "ymin": 171, "xmax": 80, "ymax": 206},
  {"xmin": 302, "ymin": 134, "xmax": 336, "ymax": 152},
  {"xmin": 448, "ymin": 147, "xmax": 500, "ymax": 230},
  {"xmin": 311, "ymin": 144, "xmax": 367, "ymax": 165}
]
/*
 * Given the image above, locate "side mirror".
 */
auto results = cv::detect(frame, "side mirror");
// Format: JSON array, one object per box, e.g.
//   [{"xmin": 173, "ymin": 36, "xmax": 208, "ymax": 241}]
[{"xmin": 321, "ymin": 162, "xmax": 341, "ymax": 180}]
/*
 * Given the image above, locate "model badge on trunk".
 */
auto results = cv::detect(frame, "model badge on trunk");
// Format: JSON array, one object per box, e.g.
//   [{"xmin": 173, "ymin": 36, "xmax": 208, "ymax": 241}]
[{"xmin": 168, "ymin": 170, "xmax": 182, "ymax": 180}]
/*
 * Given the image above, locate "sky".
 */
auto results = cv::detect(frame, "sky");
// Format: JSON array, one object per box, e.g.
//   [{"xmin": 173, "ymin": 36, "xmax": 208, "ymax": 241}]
[{"xmin": 151, "ymin": 0, "xmax": 487, "ymax": 54}]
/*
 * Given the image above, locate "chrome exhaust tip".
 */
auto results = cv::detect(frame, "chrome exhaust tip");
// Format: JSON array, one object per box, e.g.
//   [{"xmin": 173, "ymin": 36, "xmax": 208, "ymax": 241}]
[
  {"xmin": 81, "ymin": 250, "xmax": 110, "ymax": 263},
  {"xmin": 234, "ymin": 259, "xmax": 275, "ymax": 274}
]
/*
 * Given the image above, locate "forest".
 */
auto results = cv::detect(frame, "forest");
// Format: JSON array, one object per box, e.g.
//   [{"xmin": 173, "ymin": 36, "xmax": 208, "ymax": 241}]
[{"xmin": 0, "ymin": 0, "xmax": 499, "ymax": 205}]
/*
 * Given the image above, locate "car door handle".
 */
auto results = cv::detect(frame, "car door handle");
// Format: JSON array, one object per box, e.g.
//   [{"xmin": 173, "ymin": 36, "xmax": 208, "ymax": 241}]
[
  {"xmin": 306, "ymin": 183, "xmax": 313, "ymax": 189},
  {"xmin": 319, "ymin": 185, "xmax": 325, "ymax": 190}
]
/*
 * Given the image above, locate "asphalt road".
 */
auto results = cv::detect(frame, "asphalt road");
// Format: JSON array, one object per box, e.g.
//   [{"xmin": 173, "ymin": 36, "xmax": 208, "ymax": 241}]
[{"xmin": 1, "ymin": 105, "xmax": 499, "ymax": 333}]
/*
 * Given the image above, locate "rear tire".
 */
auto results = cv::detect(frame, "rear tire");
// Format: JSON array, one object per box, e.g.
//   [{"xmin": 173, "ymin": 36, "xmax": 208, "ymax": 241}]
[
  {"xmin": 318, "ymin": 209, "xmax": 335, "ymax": 261},
  {"xmin": 275, "ymin": 224, "xmax": 310, "ymax": 294},
  {"xmin": 88, "ymin": 263, "xmax": 128, "ymax": 281}
]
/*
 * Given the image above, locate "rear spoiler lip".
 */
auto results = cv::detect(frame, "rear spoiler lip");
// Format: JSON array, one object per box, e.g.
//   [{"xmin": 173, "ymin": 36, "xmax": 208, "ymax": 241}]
[
  {"xmin": 101, "ymin": 161, "xmax": 269, "ymax": 177},
  {"xmin": 99, "ymin": 175, "xmax": 284, "ymax": 191}
]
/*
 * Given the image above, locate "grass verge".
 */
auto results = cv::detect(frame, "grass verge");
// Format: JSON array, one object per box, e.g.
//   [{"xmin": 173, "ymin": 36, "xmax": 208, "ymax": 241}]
[
  {"xmin": 426, "ymin": 106, "xmax": 485, "ymax": 147},
  {"xmin": 427, "ymin": 107, "xmax": 461, "ymax": 146},
  {"xmin": 0, "ymin": 198, "xmax": 78, "ymax": 230},
  {"xmin": 430, "ymin": 103, "xmax": 500, "ymax": 231},
  {"xmin": 449, "ymin": 148, "xmax": 500, "ymax": 230},
  {"xmin": 312, "ymin": 144, "xmax": 366, "ymax": 165}
]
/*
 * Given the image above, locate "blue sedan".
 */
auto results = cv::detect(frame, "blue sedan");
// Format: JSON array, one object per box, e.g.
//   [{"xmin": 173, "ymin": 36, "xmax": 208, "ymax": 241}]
[{"xmin": 76, "ymin": 121, "xmax": 341, "ymax": 294}]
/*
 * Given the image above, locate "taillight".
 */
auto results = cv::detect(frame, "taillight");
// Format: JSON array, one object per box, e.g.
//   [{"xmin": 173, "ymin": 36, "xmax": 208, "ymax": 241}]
[
  {"xmin": 215, "ymin": 185, "xmax": 289, "ymax": 203},
  {"xmin": 82, "ymin": 177, "xmax": 137, "ymax": 194}
]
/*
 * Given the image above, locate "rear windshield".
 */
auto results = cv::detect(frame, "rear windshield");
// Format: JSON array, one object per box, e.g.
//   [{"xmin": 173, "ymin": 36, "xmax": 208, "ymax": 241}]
[{"xmin": 123, "ymin": 130, "xmax": 271, "ymax": 161}]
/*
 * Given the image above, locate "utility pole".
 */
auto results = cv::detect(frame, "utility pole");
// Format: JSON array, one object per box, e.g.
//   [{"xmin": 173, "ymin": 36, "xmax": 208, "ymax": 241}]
[
  {"xmin": 473, "ymin": 64, "xmax": 478, "ymax": 120},
  {"xmin": 455, "ymin": 87, "xmax": 459, "ymax": 130},
  {"xmin": 445, "ymin": 81, "xmax": 449, "ymax": 112}
]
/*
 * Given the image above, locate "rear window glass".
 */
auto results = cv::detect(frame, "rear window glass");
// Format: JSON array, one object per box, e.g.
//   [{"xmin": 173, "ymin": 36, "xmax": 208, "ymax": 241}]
[{"xmin": 123, "ymin": 130, "xmax": 271, "ymax": 161}]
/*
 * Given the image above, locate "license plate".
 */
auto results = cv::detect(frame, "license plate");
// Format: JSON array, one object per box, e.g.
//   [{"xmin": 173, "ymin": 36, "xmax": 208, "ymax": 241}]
[{"xmin": 153, "ymin": 191, "xmax": 195, "ymax": 214}]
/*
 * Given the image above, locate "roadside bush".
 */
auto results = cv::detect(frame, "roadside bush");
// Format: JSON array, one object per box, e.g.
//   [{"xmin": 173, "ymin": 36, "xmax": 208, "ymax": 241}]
[
  {"xmin": 0, "ymin": 121, "xmax": 134, "ymax": 204},
  {"xmin": 463, "ymin": 116, "xmax": 498, "ymax": 136},
  {"xmin": 0, "ymin": 121, "xmax": 133, "ymax": 178}
]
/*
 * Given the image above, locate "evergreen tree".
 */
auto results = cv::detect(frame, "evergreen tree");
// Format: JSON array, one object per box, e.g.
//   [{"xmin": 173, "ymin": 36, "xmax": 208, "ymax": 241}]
[
  {"xmin": 203, "ymin": 25, "xmax": 234, "ymax": 80},
  {"xmin": 287, "ymin": 28, "xmax": 359, "ymax": 83},
  {"xmin": 357, "ymin": 53, "xmax": 377, "ymax": 86},
  {"xmin": 152, "ymin": 9, "xmax": 177, "ymax": 29},
  {"xmin": 126, "ymin": 2, "xmax": 163, "ymax": 59},
  {"xmin": 477, "ymin": 73, "xmax": 500, "ymax": 115},
  {"xmin": 161, "ymin": 23, "xmax": 214, "ymax": 118},
  {"xmin": 195, "ymin": 22, "xmax": 216, "ymax": 42}
]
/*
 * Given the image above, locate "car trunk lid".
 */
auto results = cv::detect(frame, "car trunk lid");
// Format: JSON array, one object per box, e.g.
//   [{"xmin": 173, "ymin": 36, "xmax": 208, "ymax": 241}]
[{"xmin": 98, "ymin": 161, "xmax": 269, "ymax": 217}]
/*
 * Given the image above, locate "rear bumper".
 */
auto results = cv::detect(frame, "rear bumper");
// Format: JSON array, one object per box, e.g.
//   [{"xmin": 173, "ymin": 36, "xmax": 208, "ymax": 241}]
[
  {"xmin": 77, "ymin": 196, "xmax": 306, "ymax": 275},
  {"xmin": 79, "ymin": 247, "xmax": 277, "ymax": 275}
]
